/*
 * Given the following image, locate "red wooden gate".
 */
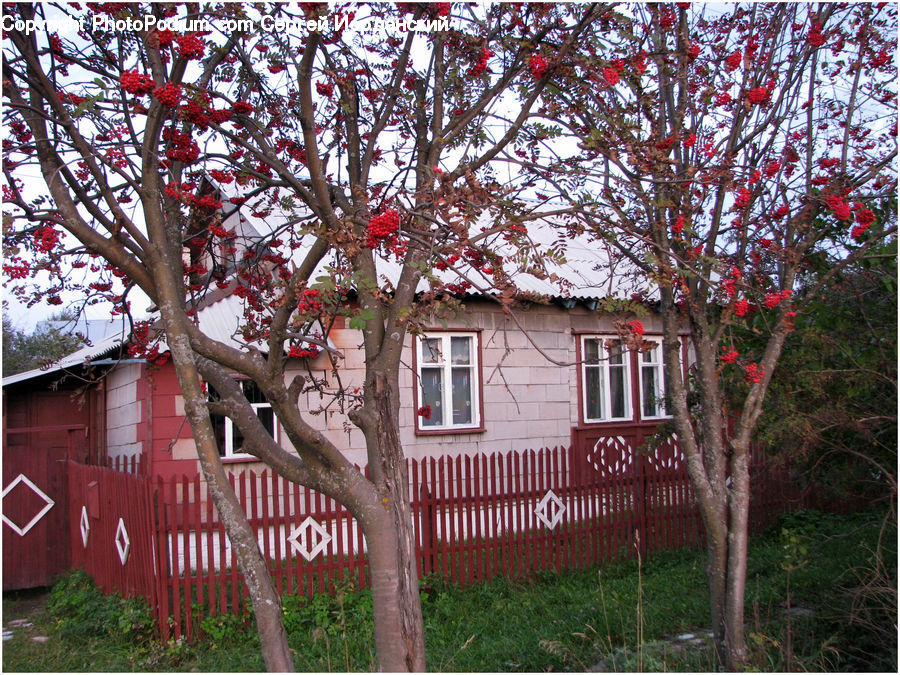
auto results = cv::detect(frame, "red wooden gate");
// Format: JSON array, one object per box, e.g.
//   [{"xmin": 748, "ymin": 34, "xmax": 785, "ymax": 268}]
[{"xmin": 2, "ymin": 425, "xmax": 85, "ymax": 590}]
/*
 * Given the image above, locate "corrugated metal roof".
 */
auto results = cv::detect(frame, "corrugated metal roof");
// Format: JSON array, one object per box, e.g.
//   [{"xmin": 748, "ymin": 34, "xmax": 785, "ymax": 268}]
[
  {"xmin": 2, "ymin": 331, "xmax": 127, "ymax": 386},
  {"xmin": 5, "ymin": 202, "xmax": 646, "ymax": 386}
]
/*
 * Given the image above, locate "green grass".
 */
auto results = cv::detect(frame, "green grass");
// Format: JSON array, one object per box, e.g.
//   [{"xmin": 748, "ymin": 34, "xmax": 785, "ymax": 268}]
[{"xmin": 3, "ymin": 508, "xmax": 895, "ymax": 672}]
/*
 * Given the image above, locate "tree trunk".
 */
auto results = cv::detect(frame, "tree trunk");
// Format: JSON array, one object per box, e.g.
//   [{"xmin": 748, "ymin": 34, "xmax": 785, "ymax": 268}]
[
  {"xmin": 356, "ymin": 373, "xmax": 426, "ymax": 671},
  {"xmin": 160, "ymin": 308, "xmax": 294, "ymax": 672},
  {"xmin": 724, "ymin": 444, "xmax": 752, "ymax": 669}
]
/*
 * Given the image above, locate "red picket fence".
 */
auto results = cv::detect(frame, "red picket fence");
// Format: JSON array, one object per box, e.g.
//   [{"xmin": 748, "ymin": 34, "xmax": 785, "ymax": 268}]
[{"xmin": 68, "ymin": 442, "xmax": 806, "ymax": 641}]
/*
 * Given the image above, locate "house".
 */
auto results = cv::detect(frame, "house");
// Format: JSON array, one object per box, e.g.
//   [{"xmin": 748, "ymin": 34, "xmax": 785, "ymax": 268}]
[{"xmin": 2, "ymin": 204, "xmax": 691, "ymax": 590}]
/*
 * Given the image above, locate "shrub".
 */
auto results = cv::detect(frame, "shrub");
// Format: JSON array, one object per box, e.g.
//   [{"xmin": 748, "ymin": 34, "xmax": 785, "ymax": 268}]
[{"xmin": 46, "ymin": 570, "xmax": 154, "ymax": 642}]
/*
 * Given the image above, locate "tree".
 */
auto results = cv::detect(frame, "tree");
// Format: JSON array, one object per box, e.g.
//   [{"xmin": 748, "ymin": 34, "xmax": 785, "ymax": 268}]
[
  {"xmin": 1, "ymin": 310, "xmax": 84, "ymax": 375},
  {"xmin": 751, "ymin": 239, "xmax": 897, "ymax": 505},
  {"xmin": 520, "ymin": 2, "xmax": 897, "ymax": 668},
  {"xmin": 2, "ymin": 3, "xmax": 609, "ymax": 670}
]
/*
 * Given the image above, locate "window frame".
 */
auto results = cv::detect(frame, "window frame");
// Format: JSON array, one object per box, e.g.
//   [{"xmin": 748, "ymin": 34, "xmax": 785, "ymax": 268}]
[
  {"xmin": 578, "ymin": 333, "xmax": 676, "ymax": 425},
  {"xmin": 412, "ymin": 330, "xmax": 485, "ymax": 435},
  {"xmin": 638, "ymin": 340, "xmax": 669, "ymax": 420},
  {"xmin": 580, "ymin": 335, "xmax": 633, "ymax": 424},
  {"xmin": 208, "ymin": 379, "xmax": 279, "ymax": 461}
]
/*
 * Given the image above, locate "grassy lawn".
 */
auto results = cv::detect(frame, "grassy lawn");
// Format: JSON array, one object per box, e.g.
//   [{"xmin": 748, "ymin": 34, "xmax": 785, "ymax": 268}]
[{"xmin": 3, "ymin": 509, "xmax": 895, "ymax": 672}]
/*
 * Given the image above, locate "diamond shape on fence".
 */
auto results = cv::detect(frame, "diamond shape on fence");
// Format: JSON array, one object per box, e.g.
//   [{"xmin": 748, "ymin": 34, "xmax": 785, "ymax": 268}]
[
  {"xmin": 80, "ymin": 505, "xmax": 90, "ymax": 548},
  {"xmin": 115, "ymin": 517, "xmax": 131, "ymax": 565},
  {"xmin": 534, "ymin": 489, "xmax": 565, "ymax": 530},
  {"xmin": 287, "ymin": 516, "xmax": 332, "ymax": 561},
  {"xmin": 646, "ymin": 433, "xmax": 684, "ymax": 471},
  {"xmin": 1, "ymin": 474, "xmax": 55, "ymax": 536},
  {"xmin": 588, "ymin": 436, "xmax": 633, "ymax": 477}
]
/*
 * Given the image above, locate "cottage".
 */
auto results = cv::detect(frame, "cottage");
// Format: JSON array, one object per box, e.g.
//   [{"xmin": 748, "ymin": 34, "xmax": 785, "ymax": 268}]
[{"xmin": 2, "ymin": 206, "xmax": 691, "ymax": 591}]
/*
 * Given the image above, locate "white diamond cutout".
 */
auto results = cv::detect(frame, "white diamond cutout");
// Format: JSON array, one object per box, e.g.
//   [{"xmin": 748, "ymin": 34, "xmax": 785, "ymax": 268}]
[
  {"xmin": 80, "ymin": 506, "xmax": 90, "ymax": 548},
  {"xmin": 535, "ymin": 489, "xmax": 566, "ymax": 530},
  {"xmin": 115, "ymin": 518, "xmax": 131, "ymax": 565},
  {"xmin": 1, "ymin": 474, "xmax": 55, "ymax": 536},
  {"xmin": 287, "ymin": 516, "xmax": 332, "ymax": 561}
]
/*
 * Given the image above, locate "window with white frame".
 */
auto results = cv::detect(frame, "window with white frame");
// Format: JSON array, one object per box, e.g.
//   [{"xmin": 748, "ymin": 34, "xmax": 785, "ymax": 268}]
[
  {"xmin": 209, "ymin": 380, "xmax": 278, "ymax": 458},
  {"xmin": 639, "ymin": 341, "xmax": 668, "ymax": 419},
  {"xmin": 582, "ymin": 337, "xmax": 631, "ymax": 422},
  {"xmin": 581, "ymin": 335, "xmax": 673, "ymax": 423},
  {"xmin": 416, "ymin": 332, "xmax": 480, "ymax": 431}
]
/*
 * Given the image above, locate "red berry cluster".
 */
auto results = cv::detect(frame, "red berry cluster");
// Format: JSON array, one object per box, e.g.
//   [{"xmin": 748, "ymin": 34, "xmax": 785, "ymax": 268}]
[
  {"xmin": 153, "ymin": 82, "xmax": 182, "ymax": 108},
  {"xmin": 627, "ymin": 320, "xmax": 644, "ymax": 336},
  {"xmin": 825, "ymin": 194, "xmax": 851, "ymax": 221},
  {"xmin": 192, "ymin": 193, "xmax": 222, "ymax": 211},
  {"xmin": 155, "ymin": 28, "xmax": 176, "ymax": 49},
  {"xmin": 33, "ymin": 224, "xmax": 60, "ymax": 253},
  {"xmin": 851, "ymin": 204, "xmax": 876, "ymax": 240},
  {"xmin": 297, "ymin": 288, "xmax": 323, "ymax": 315},
  {"xmin": 316, "ymin": 81, "xmax": 334, "ymax": 98},
  {"xmin": 747, "ymin": 86, "xmax": 770, "ymax": 105},
  {"xmin": 289, "ymin": 344, "xmax": 320, "ymax": 359},
  {"xmin": 181, "ymin": 100, "xmax": 211, "ymax": 130},
  {"xmin": 763, "ymin": 289, "xmax": 792, "ymax": 309},
  {"xmin": 469, "ymin": 47, "xmax": 493, "ymax": 76},
  {"xmin": 231, "ymin": 100, "xmax": 254, "ymax": 115},
  {"xmin": 417, "ymin": 405, "xmax": 432, "ymax": 420},
  {"xmin": 164, "ymin": 128, "xmax": 199, "ymax": 164},
  {"xmin": 743, "ymin": 362, "xmax": 764, "ymax": 384},
  {"xmin": 602, "ymin": 67, "xmax": 619, "ymax": 86},
  {"xmin": 366, "ymin": 209, "xmax": 400, "ymax": 248},
  {"xmin": 209, "ymin": 108, "xmax": 233, "ymax": 124},
  {"xmin": 720, "ymin": 346, "xmax": 739, "ymax": 364},
  {"xmin": 176, "ymin": 33, "xmax": 205, "ymax": 60},
  {"xmin": 529, "ymin": 54, "xmax": 548, "ymax": 80},
  {"xmin": 725, "ymin": 50, "xmax": 741, "ymax": 72},
  {"xmin": 120, "ymin": 69, "xmax": 156, "ymax": 95}
]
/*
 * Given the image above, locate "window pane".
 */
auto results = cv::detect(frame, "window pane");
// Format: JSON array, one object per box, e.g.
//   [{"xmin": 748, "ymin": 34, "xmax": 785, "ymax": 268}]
[
  {"xmin": 608, "ymin": 341, "xmax": 624, "ymax": 365},
  {"xmin": 420, "ymin": 367, "xmax": 443, "ymax": 426},
  {"xmin": 256, "ymin": 406, "xmax": 275, "ymax": 437},
  {"xmin": 232, "ymin": 422, "xmax": 244, "ymax": 454},
  {"xmin": 422, "ymin": 338, "xmax": 442, "ymax": 364},
  {"xmin": 242, "ymin": 379, "xmax": 267, "ymax": 404},
  {"xmin": 211, "ymin": 414, "xmax": 227, "ymax": 456},
  {"xmin": 450, "ymin": 336, "xmax": 471, "ymax": 365},
  {"xmin": 642, "ymin": 365, "xmax": 660, "ymax": 417},
  {"xmin": 610, "ymin": 365, "xmax": 627, "ymax": 418},
  {"xmin": 585, "ymin": 366, "xmax": 603, "ymax": 420},
  {"xmin": 584, "ymin": 339, "xmax": 600, "ymax": 364},
  {"xmin": 451, "ymin": 368, "xmax": 473, "ymax": 424}
]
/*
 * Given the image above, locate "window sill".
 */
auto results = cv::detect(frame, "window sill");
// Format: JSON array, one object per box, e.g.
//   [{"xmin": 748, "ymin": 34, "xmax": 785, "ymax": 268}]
[
  {"xmin": 221, "ymin": 455, "xmax": 259, "ymax": 464},
  {"xmin": 414, "ymin": 425, "xmax": 487, "ymax": 437}
]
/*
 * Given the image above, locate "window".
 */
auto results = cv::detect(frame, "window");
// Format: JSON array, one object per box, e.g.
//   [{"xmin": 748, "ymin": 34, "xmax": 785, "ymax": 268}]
[
  {"xmin": 209, "ymin": 380, "xmax": 278, "ymax": 459},
  {"xmin": 639, "ymin": 342, "xmax": 667, "ymax": 419},
  {"xmin": 415, "ymin": 332, "xmax": 481, "ymax": 432},
  {"xmin": 582, "ymin": 337, "xmax": 631, "ymax": 422},
  {"xmin": 581, "ymin": 335, "xmax": 673, "ymax": 423}
]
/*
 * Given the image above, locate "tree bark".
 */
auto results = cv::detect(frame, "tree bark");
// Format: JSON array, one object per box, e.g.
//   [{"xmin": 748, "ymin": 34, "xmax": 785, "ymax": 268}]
[
  {"xmin": 354, "ymin": 373, "xmax": 426, "ymax": 671},
  {"xmin": 158, "ymin": 305, "xmax": 294, "ymax": 672}
]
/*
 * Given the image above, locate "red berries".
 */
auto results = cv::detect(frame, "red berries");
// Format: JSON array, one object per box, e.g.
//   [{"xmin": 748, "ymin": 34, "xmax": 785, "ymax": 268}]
[
  {"xmin": 231, "ymin": 100, "xmax": 255, "ymax": 115},
  {"xmin": 153, "ymin": 82, "xmax": 182, "ymax": 108},
  {"xmin": 176, "ymin": 34, "xmax": 205, "ymax": 60},
  {"xmin": 726, "ymin": 51, "xmax": 742, "ymax": 72},
  {"xmin": 367, "ymin": 209, "xmax": 400, "ymax": 248},
  {"xmin": 529, "ymin": 54, "xmax": 548, "ymax": 80},
  {"xmin": 602, "ymin": 67, "xmax": 619, "ymax": 86},
  {"xmin": 747, "ymin": 86, "xmax": 770, "ymax": 105},
  {"xmin": 120, "ymin": 70, "xmax": 155, "ymax": 95}
]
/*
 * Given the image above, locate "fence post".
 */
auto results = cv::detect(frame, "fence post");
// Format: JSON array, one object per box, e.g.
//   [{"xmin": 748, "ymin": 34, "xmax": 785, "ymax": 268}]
[{"xmin": 420, "ymin": 484, "xmax": 438, "ymax": 578}]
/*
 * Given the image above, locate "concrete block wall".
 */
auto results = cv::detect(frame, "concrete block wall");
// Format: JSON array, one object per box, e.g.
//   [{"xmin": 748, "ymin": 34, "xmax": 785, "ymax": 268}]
[{"xmin": 105, "ymin": 363, "xmax": 143, "ymax": 460}]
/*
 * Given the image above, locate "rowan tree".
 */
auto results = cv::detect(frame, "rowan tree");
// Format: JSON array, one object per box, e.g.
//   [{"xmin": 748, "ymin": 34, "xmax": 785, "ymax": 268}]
[
  {"xmin": 518, "ymin": 2, "xmax": 897, "ymax": 669},
  {"xmin": 1, "ymin": 2, "xmax": 610, "ymax": 670}
]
